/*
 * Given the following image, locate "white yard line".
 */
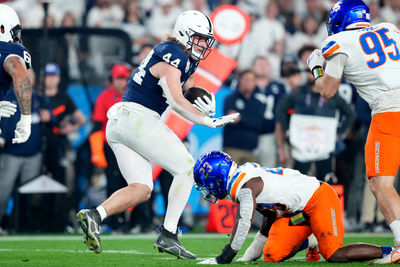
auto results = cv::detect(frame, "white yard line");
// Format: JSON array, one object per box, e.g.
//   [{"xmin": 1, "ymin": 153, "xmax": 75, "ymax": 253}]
[
  {"xmin": 0, "ymin": 232, "xmax": 392, "ymax": 242},
  {"xmin": 0, "ymin": 233, "xmax": 235, "ymax": 241},
  {"xmin": 0, "ymin": 248, "xmax": 218, "ymax": 260}
]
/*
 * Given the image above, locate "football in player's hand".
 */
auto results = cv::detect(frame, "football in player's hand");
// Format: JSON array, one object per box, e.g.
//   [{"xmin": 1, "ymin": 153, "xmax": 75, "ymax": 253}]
[{"xmin": 183, "ymin": 86, "xmax": 212, "ymax": 104}]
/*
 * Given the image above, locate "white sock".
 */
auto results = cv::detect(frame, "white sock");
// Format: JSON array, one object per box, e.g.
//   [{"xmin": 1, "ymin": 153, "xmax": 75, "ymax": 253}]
[
  {"xmin": 308, "ymin": 233, "xmax": 318, "ymax": 249},
  {"xmin": 96, "ymin": 206, "xmax": 107, "ymax": 222},
  {"xmin": 163, "ymin": 172, "xmax": 193, "ymax": 234},
  {"xmin": 390, "ymin": 219, "xmax": 400, "ymax": 246}
]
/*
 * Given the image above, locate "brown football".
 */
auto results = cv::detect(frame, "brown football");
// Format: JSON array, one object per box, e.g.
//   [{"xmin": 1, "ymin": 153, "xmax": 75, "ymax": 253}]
[{"xmin": 183, "ymin": 86, "xmax": 211, "ymax": 104}]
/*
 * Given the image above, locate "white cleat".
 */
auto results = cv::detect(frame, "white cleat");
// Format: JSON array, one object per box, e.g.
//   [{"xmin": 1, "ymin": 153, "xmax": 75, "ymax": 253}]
[{"xmin": 375, "ymin": 246, "xmax": 400, "ymax": 264}]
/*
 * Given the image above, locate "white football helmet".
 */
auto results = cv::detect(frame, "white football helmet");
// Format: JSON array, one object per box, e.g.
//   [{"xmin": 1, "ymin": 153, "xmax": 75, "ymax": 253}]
[
  {"xmin": 0, "ymin": 4, "xmax": 22, "ymax": 44},
  {"xmin": 172, "ymin": 10, "xmax": 215, "ymax": 61}
]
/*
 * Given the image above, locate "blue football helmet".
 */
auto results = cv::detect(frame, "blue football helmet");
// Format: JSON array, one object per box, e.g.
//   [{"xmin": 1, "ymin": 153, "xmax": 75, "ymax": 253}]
[
  {"xmin": 326, "ymin": 0, "xmax": 370, "ymax": 36},
  {"xmin": 193, "ymin": 151, "xmax": 236, "ymax": 203}
]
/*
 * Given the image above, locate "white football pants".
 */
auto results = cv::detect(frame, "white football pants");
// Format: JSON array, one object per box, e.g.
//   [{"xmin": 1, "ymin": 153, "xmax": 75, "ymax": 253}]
[{"xmin": 106, "ymin": 102, "xmax": 195, "ymax": 232}]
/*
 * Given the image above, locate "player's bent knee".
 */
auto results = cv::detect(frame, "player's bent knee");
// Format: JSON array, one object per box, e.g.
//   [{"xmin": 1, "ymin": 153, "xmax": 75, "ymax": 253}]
[
  {"xmin": 369, "ymin": 176, "xmax": 395, "ymax": 195},
  {"xmin": 127, "ymin": 183, "xmax": 152, "ymax": 201},
  {"xmin": 263, "ymin": 246, "xmax": 289, "ymax": 262}
]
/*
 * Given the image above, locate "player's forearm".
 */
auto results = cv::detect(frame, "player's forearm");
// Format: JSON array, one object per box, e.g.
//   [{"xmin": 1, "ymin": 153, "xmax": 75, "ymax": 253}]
[
  {"xmin": 158, "ymin": 76, "xmax": 206, "ymax": 124},
  {"xmin": 314, "ymin": 74, "xmax": 339, "ymax": 99},
  {"xmin": 4, "ymin": 57, "xmax": 32, "ymax": 115},
  {"xmin": 13, "ymin": 75, "xmax": 32, "ymax": 115},
  {"xmin": 230, "ymin": 189, "xmax": 254, "ymax": 251}
]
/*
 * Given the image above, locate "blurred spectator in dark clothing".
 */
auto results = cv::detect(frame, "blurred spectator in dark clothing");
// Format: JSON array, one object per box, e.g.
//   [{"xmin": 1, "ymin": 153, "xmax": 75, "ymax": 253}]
[
  {"xmin": 42, "ymin": 62, "xmax": 85, "ymax": 231},
  {"xmin": 277, "ymin": 64, "xmax": 355, "ymax": 181},
  {"xmin": 223, "ymin": 69, "xmax": 264, "ymax": 165},
  {"xmin": 275, "ymin": 55, "xmax": 303, "ymax": 167},
  {"xmin": 252, "ymin": 56, "xmax": 287, "ymax": 167},
  {"xmin": 0, "ymin": 69, "xmax": 53, "ymax": 232},
  {"xmin": 43, "ymin": 62, "xmax": 85, "ymax": 184}
]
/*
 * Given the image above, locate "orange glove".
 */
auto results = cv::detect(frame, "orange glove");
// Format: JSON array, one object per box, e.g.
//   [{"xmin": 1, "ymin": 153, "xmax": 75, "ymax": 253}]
[{"xmin": 89, "ymin": 131, "xmax": 107, "ymax": 168}]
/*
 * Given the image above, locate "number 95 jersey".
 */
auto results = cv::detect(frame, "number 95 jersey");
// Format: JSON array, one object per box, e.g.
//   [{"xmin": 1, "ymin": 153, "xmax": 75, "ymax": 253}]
[
  {"xmin": 0, "ymin": 42, "xmax": 31, "ymax": 98},
  {"xmin": 123, "ymin": 41, "xmax": 199, "ymax": 116},
  {"xmin": 321, "ymin": 22, "xmax": 400, "ymax": 115}
]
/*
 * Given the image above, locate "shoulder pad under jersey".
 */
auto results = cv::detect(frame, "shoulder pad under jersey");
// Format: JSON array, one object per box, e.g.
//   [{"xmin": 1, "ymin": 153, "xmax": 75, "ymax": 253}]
[{"xmin": 321, "ymin": 34, "xmax": 347, "ymax": 60}]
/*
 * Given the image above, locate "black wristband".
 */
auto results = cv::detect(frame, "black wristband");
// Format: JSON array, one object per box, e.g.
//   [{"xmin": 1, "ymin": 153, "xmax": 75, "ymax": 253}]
[
  {"xmin": 312, "ymin": 66, "xmax": 323, "ymax": 80},
  {"xmin": 215, "ymin": 244, "xmax": 237, "ymax": 264}
]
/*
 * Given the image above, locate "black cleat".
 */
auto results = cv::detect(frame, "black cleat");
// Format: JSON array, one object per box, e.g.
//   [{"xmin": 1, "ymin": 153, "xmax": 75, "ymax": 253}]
[
  {"xmin": 76, "ymin": 209, "xmax": 102, "ymax": 253},
  {"xmin": 154, "ymin": 227, "xmax": 196, "ymax": 259}
]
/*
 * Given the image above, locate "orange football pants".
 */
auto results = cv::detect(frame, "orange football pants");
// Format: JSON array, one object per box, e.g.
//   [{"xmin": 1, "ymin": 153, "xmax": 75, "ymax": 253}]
[
  {"xmin": 263, "ymin": 183, "xmax": 344, "ymax": 262},
  {"xmin": 365, "ymin": 112, "xmax": 400, "ymax": 178}
]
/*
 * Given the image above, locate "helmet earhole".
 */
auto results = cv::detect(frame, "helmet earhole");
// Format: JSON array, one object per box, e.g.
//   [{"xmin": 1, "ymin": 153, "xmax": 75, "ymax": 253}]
[{"xmin": 0, "ymin": 25, "xmax": 4, "ymax": 34}]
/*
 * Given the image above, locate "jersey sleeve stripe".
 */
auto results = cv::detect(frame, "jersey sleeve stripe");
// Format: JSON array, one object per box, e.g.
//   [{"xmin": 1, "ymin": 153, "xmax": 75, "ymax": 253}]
[
  {"xmin": 227, "ymin": 172, "xmax": 239, "ymax": 195},
  {"xmin": 230, "ymin": 173, "xmax": 246, "ymax": 200},
  {"xmin": 322, "ymin": 44, "xmax": 340, "ymax": 59},
  {"xmin": 322, "ymin": 41, "xmax": 336, "ymax": 54}
]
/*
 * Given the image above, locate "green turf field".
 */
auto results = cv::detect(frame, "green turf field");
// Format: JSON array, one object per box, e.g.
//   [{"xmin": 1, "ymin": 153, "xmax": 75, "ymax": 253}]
[{"xmin": 0, "ymin": 232, "xmax": 394, "ymax": 266}]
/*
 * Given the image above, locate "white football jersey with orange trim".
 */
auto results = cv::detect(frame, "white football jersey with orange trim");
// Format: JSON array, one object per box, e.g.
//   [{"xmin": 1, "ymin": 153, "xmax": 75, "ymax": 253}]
[
  {"xmin": 322, "ymin": 22, "xmax": 400, "ymax": 115},
  {"xmin": 227, "ymin": 163, "xmax": 320, "ymax": 213}
]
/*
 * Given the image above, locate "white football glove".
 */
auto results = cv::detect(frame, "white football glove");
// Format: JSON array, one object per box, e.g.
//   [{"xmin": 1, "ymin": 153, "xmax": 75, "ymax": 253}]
[
  {"xmin": 0, "ymin": 101, "xmax": 17, "ymax": 118},
  {"xmin": 12, "ymin": 114, "xmax": 31, "ymax": 144},
  {"xmin": 237, "ymin": 231, "xmax": 267, "ymax": 262},
  {"xmin": 198, "ymin": 258, "xmax": 218, "ymax": 264},
  {"xmin": 203, "ymin": 113, "xmax": 239, "ymax": 128},
  {"xmin": 193, "ymin": 92, "xmax": 216, "ymax": 117},
  {"xmin": 307, "ymin": 49, "xmax": 325, "ymax": 72}
]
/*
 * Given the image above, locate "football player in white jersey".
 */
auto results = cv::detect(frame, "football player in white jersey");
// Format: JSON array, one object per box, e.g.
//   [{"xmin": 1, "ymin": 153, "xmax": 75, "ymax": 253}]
[
  {"xmin": 307, "ymin": 0, "xmax": 400, "ymax": 263},
  {"xmin": 194, "ymin": 151, "xmax": 400, "ymax": 264},
  {"xmin": 76, "ymin": 10, "xmax": 239, "ymax": 259}
]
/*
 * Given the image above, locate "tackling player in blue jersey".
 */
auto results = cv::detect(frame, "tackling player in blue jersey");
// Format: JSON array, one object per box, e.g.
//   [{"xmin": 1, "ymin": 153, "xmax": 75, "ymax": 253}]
[
  {"xmin": 76, "ymin": 10, "xmax": 239, "ymax": 259},
  {"xmin": 0, "ymin": 4, "xmax": 32, "ymax": 143}
]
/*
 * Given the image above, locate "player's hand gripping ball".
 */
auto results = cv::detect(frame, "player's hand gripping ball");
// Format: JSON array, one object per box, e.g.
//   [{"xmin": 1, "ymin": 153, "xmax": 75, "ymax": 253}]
[{"xmin": 184, "ymin": 87, "xmax": 216, "ymax": 117}]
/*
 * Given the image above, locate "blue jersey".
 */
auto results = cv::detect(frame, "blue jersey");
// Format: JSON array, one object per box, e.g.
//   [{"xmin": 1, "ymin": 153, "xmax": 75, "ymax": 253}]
[
  {"xmin": 0, "ymin": 42, "xmax": 31, "ymax": 98},
  {"xmin": 123, "ymin": 41, "xmax": 199, "ymax": 115},
  {"xmin": 255, "ymin": 81, "xmax": 287, "ymax": 134}
]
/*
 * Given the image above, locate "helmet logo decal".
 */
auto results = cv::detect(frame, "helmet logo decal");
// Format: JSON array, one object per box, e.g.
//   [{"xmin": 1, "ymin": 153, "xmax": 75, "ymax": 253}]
[
  {"xmin": 332, "ymin": 2, "xmax": 342, "ymax": 12},
  {"xmin": 199, "ymin": 161, "xmax": 213, "ymax": 179}
]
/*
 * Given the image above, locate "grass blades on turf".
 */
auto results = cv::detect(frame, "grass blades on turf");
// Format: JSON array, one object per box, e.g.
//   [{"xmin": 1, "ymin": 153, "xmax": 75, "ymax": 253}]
[{"xmin": 0, "ymin": 233, "xmax": 394, "ymax": 266}]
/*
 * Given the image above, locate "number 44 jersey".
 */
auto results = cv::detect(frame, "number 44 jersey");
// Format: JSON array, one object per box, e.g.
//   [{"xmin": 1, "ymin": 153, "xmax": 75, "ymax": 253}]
[
  {"xmin": 0, "ymin": 42, "xmax": 31, "ymax": 98},
  {"xmin": 123, "ymin": 41, "xmax": 199, "ymax": 116},
  {"xmin": 321, "ymin": 22, "xmax": 400, "ymax": 115}
]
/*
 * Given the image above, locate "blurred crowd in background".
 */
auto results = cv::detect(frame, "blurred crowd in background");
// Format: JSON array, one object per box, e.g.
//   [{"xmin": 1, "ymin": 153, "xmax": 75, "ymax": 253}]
[{"xmin": 1, "ymin": 0, "xmax": 400, "ymax": 235}]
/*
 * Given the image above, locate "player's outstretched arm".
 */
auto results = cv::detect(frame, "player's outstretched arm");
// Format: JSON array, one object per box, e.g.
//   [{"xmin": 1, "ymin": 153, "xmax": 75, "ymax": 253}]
[
  {"xmin": 4, "ymin": 56, "xmax": 32, "ymax": 143},
  {"xmin": 213, "ymin": 178, "xmax": 262, "ymax": 264},
  {"xmin": 153, "ymin": 62, "xmax": 238, "ymax": 128}
]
